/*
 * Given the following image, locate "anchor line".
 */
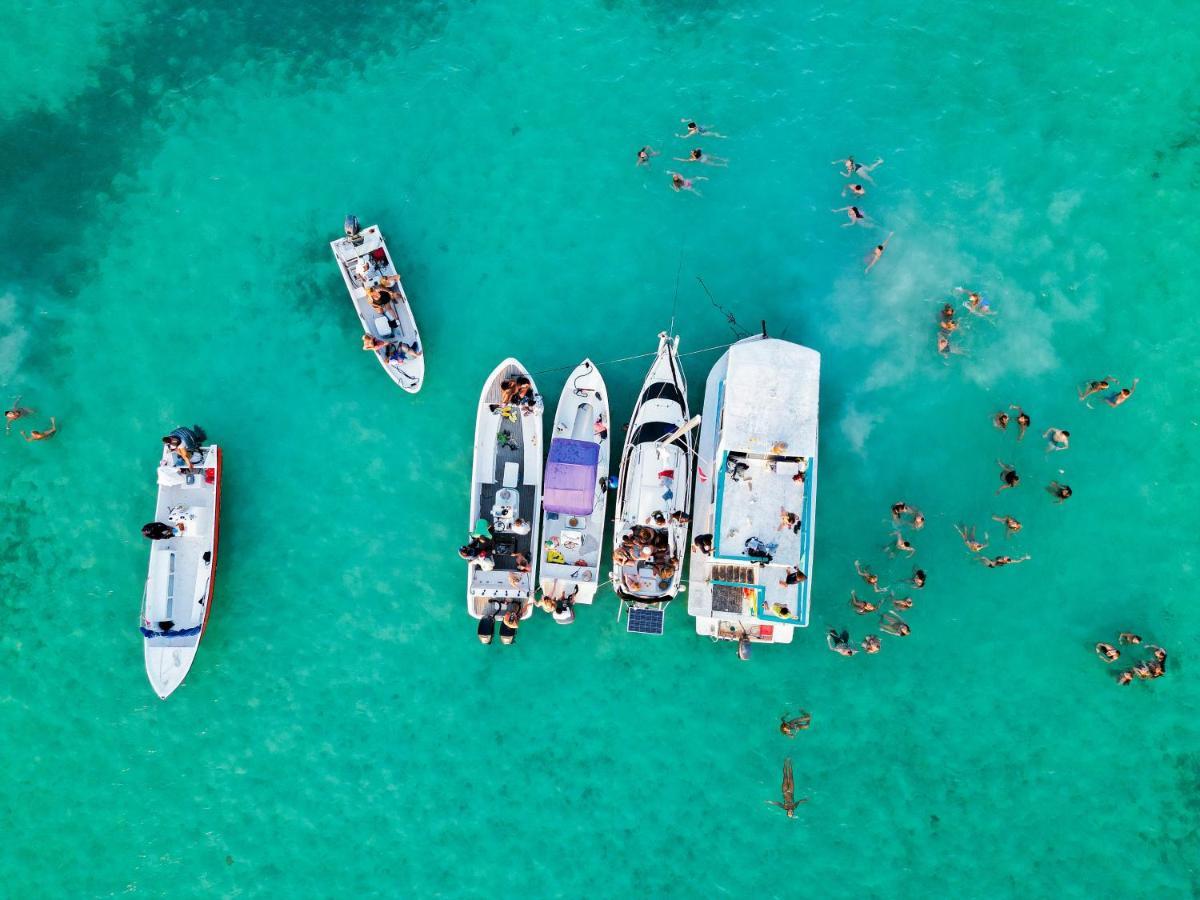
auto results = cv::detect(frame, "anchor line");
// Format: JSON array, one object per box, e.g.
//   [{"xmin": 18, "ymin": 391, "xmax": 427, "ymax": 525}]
[
  {"xmin": 528, "ymin": 340, "xmax": 733, "ymax": 377},
  {"xmin": 696, "ymin": 276, "xmax": 751, "ymax": 339}
]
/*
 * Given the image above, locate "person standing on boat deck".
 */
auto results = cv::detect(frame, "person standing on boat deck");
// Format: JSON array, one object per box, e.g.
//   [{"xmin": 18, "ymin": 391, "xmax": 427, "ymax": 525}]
[
  {"xmin": 499, "ymin": 601, "xmax": 523, "ymax": 645},
  {"xmin": 21, "ymin": 417, "xmax": 56, "ymax": 442},
  {"xmin": 669, "ymin": 510, "xmax": 691, "ymax": 525},
  {"xmin": 692, "ymin": 533, "xmax": 713, "ymax": 555},
  {"xmin": 5, "ymin": 397, "xmax": 35, "ymax": 434},
  {"xmin": 366, "ymin": 278, "xmax": 403, "ymax": 329},
  {"xmin": 636, "ymin": 146, "xmax": 659, "ymax": 166},
  {"xmin": 474, "ymin": 549, "xmax": 495, "ymax": 572},
  {"xmin": 677, "ymin": 119, "xmax": 726, "ymax": 138},
  {"xmin": 674, "ymin": 148, "xmax": 729, "ymax": 167}
]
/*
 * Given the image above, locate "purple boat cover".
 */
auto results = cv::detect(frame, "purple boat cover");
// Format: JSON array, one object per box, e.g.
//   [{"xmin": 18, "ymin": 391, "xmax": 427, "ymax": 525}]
[{"xmin": 544, "ymin": 439, "xmax": 600, "ymax": 516}]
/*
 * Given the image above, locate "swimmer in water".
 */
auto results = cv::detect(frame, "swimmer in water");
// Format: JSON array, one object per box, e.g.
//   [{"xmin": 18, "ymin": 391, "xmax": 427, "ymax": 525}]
[
  {"xmin": 1118, "ymin": 633, "xmax": 1142, "ymax": 645},
  {"xmin": 1078, "ymin": 377, "xmax": 1115, "ymax": 404},
  {"xmin": 1047, "ymin": 481, "xmax": 1072, "ymax": 503},
  {"xmin": 636, "ymin": 146, "xmax": 659, "ymax": 166},
  {"xmin": 956, "ymin": 287, "xmax": 994, "ymax": 317},
  {"xmin": 674, "ymin": 148, "xmax": 728, "ymax": 167},
  {"xmin": 905, "ymin": 567, "xmax": 927, "ymax": 589},
  {"xmin": 862, "ymin": 634, "xmax": 882, "ymax": 653},
  {"xmin": 1095, "ymin": 642, "xmax": 1120, "ymax": 662},
  {"xmin": 992, "ymin": 514, "xmax": 1022, "ymax": 538},
  {"xmin": 677, "ymin": 119, "xmax": 726, "ymax": 138},
  {"xmin": 890, "ymin": 595, "xmax": 913, "ymax": 611},
  {"xmin": 854, "ymin": 560, "xmax": 886, "ymax": 593},
  {"xmin": 891, "ymin": 501, "xmax": 914, "ymax": 523},
  {"xmin": 667, "ymin": 171, "xmax": 707, "ymax": 196},
  {"xmin": 954, "ymin": 523, "xmax": 988, "ymax": 553},
  {"xmin": 827, "ymin": 628, "xmax": 858, "ymax": 656},
  {"xmin": 779, "ymin": 711, "xmax": 812, "ymax": 736},
  {"xmin": 767, "ymin": 757, "xmax": 807, "ymax": 818},
  {"xmin": 885, "ymin": 531, "xmax": 916, "ymax": 558},
  {"xmin": 833, "ymin": 205, "xmax": 867, "ymax": 226},
  {"xmin": 844, "ymin": 182, "xmax": 866, "ymax": 197},
  {"xmin": 993, "ymin": 410, "xmax": 1010, "ymax": 431},
  {"xmin": 1043, "ymin": 427, "xmax": 1070, "ymax": 452},
  {"xmin": 1105, "ymin": 378, "xmax": 1139, "ymax": 407},
  {"xmin": 4, "ymin": 397, "xmax": 35, "ymax": 434},
  {"xmin": 21, "ymin": 416, "xmax": 57, "ymax": 442},
  {"xmin": 850, "ymin": 591, "xmax": 878, "ymax": 614},
  {"xmin": 940, "ymin": 303, "xmax": 958, "ymax": 332},
  {"xmin": 1010, "ymin": 405, "xmax": 1031, "ymax": 440},
  {"xmin": 996, "ymin": 461, "xmax": 1020, "ymax": 494},
  {"xmin": 865, "ymin": 232, "xmax": 894, "ymax": 274},
  {"xmin": 978, "ymin": 554, "xmax": 1030, "ymax": 568},
  {"xmin": 1116, "ymin": 670, "xmax": 1134, "ymax": 685},
  {"xmin": 879, "ymin": 610, "xmax": 910, "ymax": 637},
  {"xmin": 834, "ymin": 155, "xmax": 884, "ymax": 183}
]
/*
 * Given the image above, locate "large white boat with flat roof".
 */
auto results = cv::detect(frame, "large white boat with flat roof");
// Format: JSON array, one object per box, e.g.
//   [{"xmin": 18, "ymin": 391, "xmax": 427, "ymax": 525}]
[
  {"xmin": 539, "ymin": 360, "xmax": 610, "ymax": 624},
  {"xmin": 465, "ymin": 360, "xmax": 543, "ymax": 645},
  {"xmin": 610, "ymin": 332, "xmax": 695, "ymax": 636},
  {"xmin": 687, "ymin": 334, "xmax": 820, "ymax": 658}
]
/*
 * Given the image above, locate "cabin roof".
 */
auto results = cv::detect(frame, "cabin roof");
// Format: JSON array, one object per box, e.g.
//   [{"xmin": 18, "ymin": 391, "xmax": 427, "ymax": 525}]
[{"xmin": 721, "ymin": 338, "xmax": 820, "ymax": 456}]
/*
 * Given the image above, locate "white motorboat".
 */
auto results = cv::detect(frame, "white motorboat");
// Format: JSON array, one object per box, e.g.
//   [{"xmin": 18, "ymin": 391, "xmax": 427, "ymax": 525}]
[
  {"xmin": 610, "ymin": 332, "xmax": 695, "ymax": 636},
  {"xmin": 330, "ymin": 216, "xmax": 425, "ymax": 392},
  {"xmin": 687, "ymin": 334, "xmax": 820, "ymax": 657},
  {"xmin": 466, "ymin": 360, "xmax": 544, "ymax": 641},
  {"xmin": 538, "ymin": 359, "xmax": 611, "ymax": 623},
  {"xmin": 140, "ymin": 426, "xmax": 222, "ymax": 699}
]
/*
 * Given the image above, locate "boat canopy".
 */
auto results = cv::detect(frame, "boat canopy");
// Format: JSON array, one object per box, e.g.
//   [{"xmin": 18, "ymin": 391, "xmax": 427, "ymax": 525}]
[
  {"xmin": 722, "ymin": 338, "xmax": 820, "ymax": 457},
  {"xmin": 544, "ymin": 438, "xmax": 599, "ymax": 516}
]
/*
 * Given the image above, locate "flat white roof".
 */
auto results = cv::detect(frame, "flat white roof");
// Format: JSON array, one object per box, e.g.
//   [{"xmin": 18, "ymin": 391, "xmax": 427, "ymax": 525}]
[{"xmin": 720, "ymin": 338, "xmax": 820, "ymax": 457}]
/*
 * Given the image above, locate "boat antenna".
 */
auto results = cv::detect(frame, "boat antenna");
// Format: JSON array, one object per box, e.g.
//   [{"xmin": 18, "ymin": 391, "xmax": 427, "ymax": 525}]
[
  {"xmin": 697, "ymin": 276, "xmax": 750, "ymax": 339},
  {"xmin": 669, "ymin": 247, "xmax": 683, "ymax": 338}
]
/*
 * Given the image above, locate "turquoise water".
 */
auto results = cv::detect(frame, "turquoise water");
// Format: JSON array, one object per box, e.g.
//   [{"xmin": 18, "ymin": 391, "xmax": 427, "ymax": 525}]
[{"xmin": 2, "ymin": 0, "xmax": 1199, "ymax": 896}]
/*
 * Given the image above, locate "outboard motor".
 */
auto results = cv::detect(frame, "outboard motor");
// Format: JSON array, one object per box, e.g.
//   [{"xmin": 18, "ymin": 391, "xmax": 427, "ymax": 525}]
[
  {"xmin": 344, "ymin": 214, "xmax": 363, "ymax": 244},
  {"xmin": 737, "ymin": 633, "xmax": 752, "ymax": 661}
]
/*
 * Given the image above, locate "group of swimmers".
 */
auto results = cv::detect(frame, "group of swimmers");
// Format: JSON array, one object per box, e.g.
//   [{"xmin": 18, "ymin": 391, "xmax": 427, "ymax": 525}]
[
  {"xmin": 830, "ymin": 155, "xmax": 893, "ymax": 274},
  {"xmin": 1094, "ymin": 633, "xmax": 1168, "ymax": 685},
  {"xmin": 637, "ymin": 118, "xmax": 728, "ymax": 197},
  {"xmin": 826, "ymin": 503, "xmax": 926, "ymax": 657},
  {"xmin": 5, "ymin": 398, "xmax": 56, "ymax": 442},
  {"xmin": 936, "ymin": 288, "xmax": 996, "ymax": 356}
]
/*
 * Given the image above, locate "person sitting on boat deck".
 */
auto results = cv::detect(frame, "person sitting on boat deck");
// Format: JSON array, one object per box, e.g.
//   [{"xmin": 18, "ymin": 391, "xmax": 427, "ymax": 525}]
[
  {"xmin": 141, "ymin": 521, "xmax": 179, "ymax": 541},
  {"xmin": 473, "ymin": 548, "xmax": 495, "ymax": 571},
  {"xmin": 779, "ymin": 508, "xmax": 800, "ymax": 534},
  {"xmin": 362, "ymin": 334, "xmax": 391, "ymax": 352},
  {"xmin": 692, "ymin": 533, "xmax": 713, "ymax": 555},
  {"xmin": 385, "ymin": 341, "xmax": 422, "ymax": 365},
  {"xmin": 726, "ymin": 456, "xmax": 751, "ymax": 482},
  {"xmin": 771, "ymin": 603, "xmax": 794, "ymax": 619},
  {"xmin": 646, "ymin": 510, "xmax": 667, "ymax": 527},
  {"xmin": 509, "ymin": 517, "xmax": 531, "ymax": 536},
  {"xmin": 780, "ymin": 566, "xmax": 807, "ymax": 587},
  {"xmin": 669, "ymin": 510, "xmax": 691, "ymax": 525},
  {"xmin": 594, "ymin": 415, "xmax": 608, "ymax": 440},
  {"xmin": 365, "ymin": 277, "xmax": 404, "ymax": 328},
  {"xmin": 162, "ymin": 425, "xmax": 205, "ymax": 472},
  {"xmin": 513, "ymin": 378, "xmax": 539, "ymax": 414},
  {"xmin": 513, "ymin": 552, "xmax": 532, "ymax": 573},
  {"xmin": 477, "ymin": 613, "xmax": 496, "ymax": 645}
]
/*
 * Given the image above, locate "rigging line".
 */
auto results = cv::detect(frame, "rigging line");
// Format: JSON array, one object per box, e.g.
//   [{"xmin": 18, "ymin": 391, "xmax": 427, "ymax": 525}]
[
  {"xmin": 528, "ymin": 339, "xmax": 733, "ymax": 378},
  {"xmin": 696, "ymin": 276, "xmax": 751, "ymax": 339},
  {"xmin": 668, "ymin": 247, "xmax": 683, "ymax": 338}
]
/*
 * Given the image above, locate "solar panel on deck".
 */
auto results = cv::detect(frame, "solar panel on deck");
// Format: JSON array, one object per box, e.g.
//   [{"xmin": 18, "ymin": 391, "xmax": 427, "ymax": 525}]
[{"xmin": 627, "ymin": 607, "xmax": 665, "ymax": 635}]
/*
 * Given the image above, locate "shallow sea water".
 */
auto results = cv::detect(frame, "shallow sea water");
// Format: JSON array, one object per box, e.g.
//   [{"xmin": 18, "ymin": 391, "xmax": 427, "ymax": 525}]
[{"xmin": 2, "ymin": 1, "xmax": 1199, "ymax": 897}]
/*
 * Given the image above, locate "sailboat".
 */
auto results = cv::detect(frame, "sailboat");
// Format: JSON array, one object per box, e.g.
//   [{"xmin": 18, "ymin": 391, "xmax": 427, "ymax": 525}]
[
  {"xmin": 539, "ymin": 360, "xmax": 610, "ymax": 623},
  {"xmin": 610, "ymin": 332, "xmax": 694, "ymax": 636}
]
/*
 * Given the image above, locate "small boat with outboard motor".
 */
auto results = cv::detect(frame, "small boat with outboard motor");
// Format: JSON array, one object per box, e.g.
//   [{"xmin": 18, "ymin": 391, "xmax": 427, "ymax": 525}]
[
  {"xmin": 330, "ymin": 216, "xmax": 425, "ymax": 392},
  {"xmin": 140, "ymin": 425, "xmax": 222, "ymax": 699},
  {"xmin": 538, "ymin": 359, "xmax": 611, "ymax": 624},
  {"xmin": 465, "ymin": 360, "xmax": 544, "ymax": 644}
]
